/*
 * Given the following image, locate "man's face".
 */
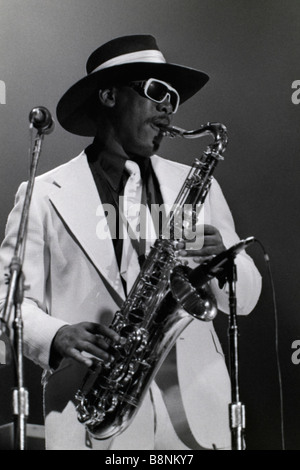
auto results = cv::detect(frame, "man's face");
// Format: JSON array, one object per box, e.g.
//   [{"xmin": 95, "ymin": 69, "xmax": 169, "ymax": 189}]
[{"xmin": 110, "ymin": 81, "xmax": 175, "ymax": 158}]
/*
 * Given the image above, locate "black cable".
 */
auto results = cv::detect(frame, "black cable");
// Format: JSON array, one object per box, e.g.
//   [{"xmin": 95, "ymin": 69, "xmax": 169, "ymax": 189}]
[{"xmin": 253, "ymin": 237, "xmax": 285, "ymax": 450}]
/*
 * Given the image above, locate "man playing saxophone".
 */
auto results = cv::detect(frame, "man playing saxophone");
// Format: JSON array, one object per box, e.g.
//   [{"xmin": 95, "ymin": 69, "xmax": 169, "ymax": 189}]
[{"xmin": 0, "ymin": 35, "xmax": 261, "ymax": 450}]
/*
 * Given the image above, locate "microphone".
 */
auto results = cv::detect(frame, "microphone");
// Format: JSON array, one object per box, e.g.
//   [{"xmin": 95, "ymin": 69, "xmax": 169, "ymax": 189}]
[
  {"xmin": 29, "ymin": 106, "xmax": 55, "ymax": 134},
  {"xmin": 188, "ymin": 236, "xmax": 256, "ymax": 287}
]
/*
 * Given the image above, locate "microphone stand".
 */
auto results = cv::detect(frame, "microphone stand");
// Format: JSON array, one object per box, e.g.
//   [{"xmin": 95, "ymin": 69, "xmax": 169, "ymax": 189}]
[
  {"xmin": 0, "ymin": 116, "xmax": 52, "ymax": 450},
  {"xmin": 187, "ymin": 236, "xmax": 255, "ymax": 449},
  {"xmin": 224, "ymin": 254, "xmax": 246, "ymax": 450}
]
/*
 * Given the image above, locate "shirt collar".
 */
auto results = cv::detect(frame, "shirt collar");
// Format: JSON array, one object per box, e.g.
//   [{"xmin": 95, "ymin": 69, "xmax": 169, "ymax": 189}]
[{"xmin": 86, "ymin": 138, "xmax": 152, "ymax": 192}]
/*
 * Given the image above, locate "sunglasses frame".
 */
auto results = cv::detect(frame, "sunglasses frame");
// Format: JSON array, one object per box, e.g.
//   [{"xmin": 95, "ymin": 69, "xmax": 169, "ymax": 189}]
[{"xmin": 128, "ymin": 78, "xmax": 180, "ymax": 113}]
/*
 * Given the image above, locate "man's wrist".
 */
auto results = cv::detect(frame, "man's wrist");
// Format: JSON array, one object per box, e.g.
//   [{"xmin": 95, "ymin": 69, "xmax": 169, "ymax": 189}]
[{"xmin": 49, "ymin": 324, "xmax": 69, "ymax": 369}]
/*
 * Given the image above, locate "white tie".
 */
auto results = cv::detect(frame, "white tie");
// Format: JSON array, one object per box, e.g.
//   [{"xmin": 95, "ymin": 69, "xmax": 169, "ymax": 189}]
[{"xmin": 120, "ymin": 160, "xmax": 143, "ymax": 293}]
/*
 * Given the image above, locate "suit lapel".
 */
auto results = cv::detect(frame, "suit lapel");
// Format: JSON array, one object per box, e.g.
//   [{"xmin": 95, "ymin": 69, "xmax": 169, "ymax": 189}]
[
  {"xmin": 46, "ymin": 153, "xmax": 188, "ymax": 303},
  {"xmin": 48, "ymin": 152, "xmax": 125, "ymax": 302},
  {"xmin": 150, "ymin": 155, "xmax": 190, "ymax": 209}
]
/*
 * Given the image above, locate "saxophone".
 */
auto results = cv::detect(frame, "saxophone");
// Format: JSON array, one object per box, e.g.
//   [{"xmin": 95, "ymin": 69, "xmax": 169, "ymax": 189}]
[{"xmin": 75, "ymin": 122, "xmax": 228, "ymax": 440}]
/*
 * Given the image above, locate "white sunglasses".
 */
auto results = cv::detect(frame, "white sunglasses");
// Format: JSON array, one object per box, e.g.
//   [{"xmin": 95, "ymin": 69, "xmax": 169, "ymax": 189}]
[{"xmin": 128, "ymin": 78, "xmax": 180, "ymax": 113}]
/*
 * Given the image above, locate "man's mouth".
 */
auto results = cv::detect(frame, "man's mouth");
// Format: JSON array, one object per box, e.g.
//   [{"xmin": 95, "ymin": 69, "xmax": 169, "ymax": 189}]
[{"xmin": 150, "ymin": 117, "xmax": 171, "ymax": 133}]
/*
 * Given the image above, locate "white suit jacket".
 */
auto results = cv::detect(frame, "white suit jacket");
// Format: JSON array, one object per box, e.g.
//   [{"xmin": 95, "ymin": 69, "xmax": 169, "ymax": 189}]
[{"xmin": 0, "ymin": 152, "xmax": 261, "ymax": 450}]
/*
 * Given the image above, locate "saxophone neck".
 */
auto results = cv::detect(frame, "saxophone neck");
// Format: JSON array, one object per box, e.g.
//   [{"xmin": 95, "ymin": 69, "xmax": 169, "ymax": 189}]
[
  {"xmin": 161, "ymin": 122, "xmax": 227, "ymax": 140},
  {"xmin": 161, "ymin": 122, "xmax": 228, "ymax": 158}
]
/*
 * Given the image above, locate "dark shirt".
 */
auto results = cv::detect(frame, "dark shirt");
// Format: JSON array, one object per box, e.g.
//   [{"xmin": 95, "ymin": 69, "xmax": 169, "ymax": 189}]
[{"xmin": 85, "ymin": 139, "xmax": 164, "ymax": 269}]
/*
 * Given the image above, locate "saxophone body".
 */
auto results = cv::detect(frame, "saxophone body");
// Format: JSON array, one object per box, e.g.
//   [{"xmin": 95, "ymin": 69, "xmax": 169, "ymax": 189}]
[{"xmin": 75, "ymin": 122, "xmax": 228, "ymax": 440}]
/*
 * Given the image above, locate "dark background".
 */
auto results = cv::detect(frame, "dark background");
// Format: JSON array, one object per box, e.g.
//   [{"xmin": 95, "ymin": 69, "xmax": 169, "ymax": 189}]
[{"xmin": 0, "ymin": 0, "xmax": 300, "ymax": 450}]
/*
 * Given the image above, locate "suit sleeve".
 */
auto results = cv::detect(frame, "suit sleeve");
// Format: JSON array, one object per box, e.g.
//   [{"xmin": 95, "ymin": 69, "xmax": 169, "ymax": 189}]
[
  {"xmin": 203, "ymin": 178, "xmax": 262, "ymax": 315},
  {"xmin": 0, "ymin": 183, "xmax": 68, "ymax": 369}
]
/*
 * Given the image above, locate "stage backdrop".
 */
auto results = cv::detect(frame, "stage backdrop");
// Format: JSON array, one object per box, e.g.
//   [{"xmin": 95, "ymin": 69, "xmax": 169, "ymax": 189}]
[{"xmin": 0, "ymin": 0, "xmax": 300, "ymax": 450}]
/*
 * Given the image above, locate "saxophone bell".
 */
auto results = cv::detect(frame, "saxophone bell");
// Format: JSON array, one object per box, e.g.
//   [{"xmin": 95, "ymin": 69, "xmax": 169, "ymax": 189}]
[{"xmin": 170, "ymin": 264, "xmax": 218, "ymax": 322}]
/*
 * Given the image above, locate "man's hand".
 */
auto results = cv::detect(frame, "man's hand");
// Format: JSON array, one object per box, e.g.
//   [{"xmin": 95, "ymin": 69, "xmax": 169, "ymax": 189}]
[
  {"xmin": 51, "ymin": 321, "xmax": 121, "ymax": 368},
  {"xmin": 177, "ymin": 224, "xmax": 226, "ymax": 264}
]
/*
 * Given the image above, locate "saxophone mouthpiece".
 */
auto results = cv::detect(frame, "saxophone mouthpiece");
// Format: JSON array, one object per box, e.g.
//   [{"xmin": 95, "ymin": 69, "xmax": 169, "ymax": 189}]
[{"xmin": 160, "ymin": 125, "xmax": 185, "ymax": 138}]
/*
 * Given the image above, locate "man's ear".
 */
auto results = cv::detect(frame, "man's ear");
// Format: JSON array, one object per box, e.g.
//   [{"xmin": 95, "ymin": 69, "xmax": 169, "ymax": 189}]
[{"xmin": 98, "ymin": 87, "xmax": 117, "ymax": 108}]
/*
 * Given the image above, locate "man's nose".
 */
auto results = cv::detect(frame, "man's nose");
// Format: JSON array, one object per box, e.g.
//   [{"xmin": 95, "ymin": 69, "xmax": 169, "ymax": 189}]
[{"xmin": 156, "ymin": 94, "xmax": 174, "ymax": 114}]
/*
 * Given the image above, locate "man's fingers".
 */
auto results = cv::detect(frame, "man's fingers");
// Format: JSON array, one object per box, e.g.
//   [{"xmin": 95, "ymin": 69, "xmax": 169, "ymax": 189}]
[
  {"xmin": 84, "ymin": 332, "xmax": 112, "ymax": 351},
  {"xmin": 84, "ymin": 322, "xmax": 120, "ymax": 343},
  {"xmin": 68, "ymin": 348, "xmax": 94, "ymax": 368},
  {"xmin": 79, "ymin": 341, "xmax": 114, "ymax": 364},
  {"xmin": 177, "ymin": 247, "xmax": 216, "ymax": 257},
  {"xmin": 192, "ymin": 256, "xmax": 214, "ymax": 264},
  {"xmin": 203, "ymin": 224, "xmax": 218, "ymax": 235},
  {"xmin": 201, "ymin": 235, "xmax": 220, "ymax": 246},
  {"xmin": 53, "ymin": 323, "xmax": 121, "ymax": 367}
]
